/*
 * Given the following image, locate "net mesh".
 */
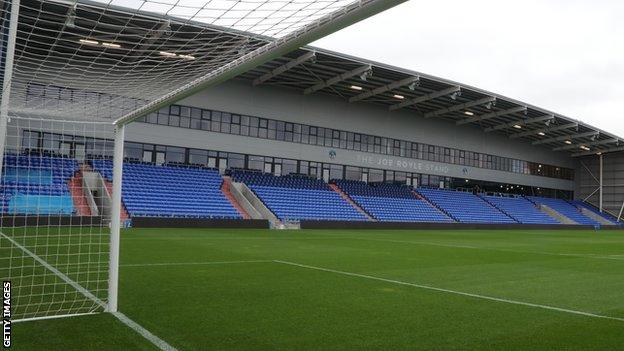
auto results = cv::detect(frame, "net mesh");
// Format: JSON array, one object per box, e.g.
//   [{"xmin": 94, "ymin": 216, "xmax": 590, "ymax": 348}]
[
  {"xmin": 0, "ymin": 0, "xmax": 392, "ymax": 322},
  {"xmin": 0, "ymin": 117, "xmax": 114, "ymax": 321},
  {"xmin": 5, "ymin": 0, "xmax": 366, "ymax": 123}
]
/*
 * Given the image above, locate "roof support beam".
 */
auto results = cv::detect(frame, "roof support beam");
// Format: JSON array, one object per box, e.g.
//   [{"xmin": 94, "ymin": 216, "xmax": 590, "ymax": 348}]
[
  {"xmin": 532, "ymin": 131, "xmax": 600, "ymax": 146},
  {"xmin": 423, "ymin": 96, "xmax": 496, "ymax": 119},
  {"xmin": 573, "ymin": 146, "xmax": 624, "ymax": 157},
  {"xmin": 349, "ymin": 76, "xmax": 419, "ymax": 102},
  {"xmin": 484, "ymin": 114, "xmax": 554, "ymax": 132},
  {"xmin": 510, "ymin": 122, "xmax": 579, "ymax": 139},
  {"xmin": 457, "ymin": 106, "xmax": 527, "ymax": 126},
  {"xmin": 553, "ymin": 138, "xmax": 619, "ymax": 151},
  {"xmin": 303, "ymin": 65, "xmax": 371, "ymax": 95},
  {"xmin": 389, "ymin": 86, "xmax": 460, "ymax": 112},
  {"xmin": 253, "ymin": 51, "xmax": 316, "ymax": 86}
]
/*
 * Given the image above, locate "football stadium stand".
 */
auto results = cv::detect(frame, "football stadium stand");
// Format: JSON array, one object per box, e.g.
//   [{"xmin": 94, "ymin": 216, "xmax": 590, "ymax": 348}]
[
  {"xmin": 480, "ymin": 195, "xmax": 560, "ymax": 225},
  {"xmin": 571, "ymin": 200, "xmax": 617, "ymax": 224},
  {"xmin": 91, "ymin": 160, "xmax": 241, "ymax": 218},
  {"xmin": 416, "ymin": 188, "xmax": 516, "ymax": 224},
  {"xmin": 334, "ymin": 180, "xmax": 453, "ymax": 222},
  {"xmin": 528, "ymin": 196, "xmax": 601, "ymax": 226},
  {"xmin": 1, "ymin": 154, "xmax": 77, "ymax": 215},
  {"xmin": 5, "ymin": 153, "xmax": 617, "ymax": 227},
  {"xmin": 231, "ymin": 170, "xmax": 368, "ymax": 222}
]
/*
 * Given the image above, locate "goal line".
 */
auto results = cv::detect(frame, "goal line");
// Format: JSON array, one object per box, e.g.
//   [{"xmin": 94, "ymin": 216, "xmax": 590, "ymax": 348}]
[{"xmin": 1, "ymin": 230, "xmax": 177, "ymax": 351}]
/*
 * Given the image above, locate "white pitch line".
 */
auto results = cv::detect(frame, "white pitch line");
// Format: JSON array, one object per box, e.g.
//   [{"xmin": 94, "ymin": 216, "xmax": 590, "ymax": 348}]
[
  {"xmin": 121, "ymin": 260, "xmax": 272, "ymax": 267},
  {"xmin": 0, "ymin": 231, "xmax": 106, "ymax": 309},
  {"xmin": 113, "ymin": 312, "xmax": 177, "ymax": 351},
  {"xmin": 273, "ymin": 260, "xmax": 624, "ymax": 323},
  {"xmin": 1, "ymin": 231, "xmax": 177, "ymax": 351}
]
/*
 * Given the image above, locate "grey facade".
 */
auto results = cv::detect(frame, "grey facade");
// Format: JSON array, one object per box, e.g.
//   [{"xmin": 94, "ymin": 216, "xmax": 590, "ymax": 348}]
[{"xmin": 125, "ymin": 79, "xmax": 575, "ymax": 190}]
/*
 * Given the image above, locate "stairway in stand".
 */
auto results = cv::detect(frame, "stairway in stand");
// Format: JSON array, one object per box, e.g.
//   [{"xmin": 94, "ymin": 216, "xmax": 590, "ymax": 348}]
[
  {"xmin": 328, "ymin": 183, "xmax": 375, "ymax": 221},
  {"xmin": 68, "ymin": 169, "xmax": 91, "ymax": 216},
  {"xmin": 103, "ymin": 180, "xmax": 130, "ymax": 221},
  {"xmin": 221, "ymin": 176, "xmax": 251, "ymax": 219}
]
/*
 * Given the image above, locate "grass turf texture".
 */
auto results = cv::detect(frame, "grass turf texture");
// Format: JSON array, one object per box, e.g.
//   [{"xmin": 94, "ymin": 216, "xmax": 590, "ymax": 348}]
[{"xmin": 8, "ymin": 228, "xmax": 624, "ymax": 350}]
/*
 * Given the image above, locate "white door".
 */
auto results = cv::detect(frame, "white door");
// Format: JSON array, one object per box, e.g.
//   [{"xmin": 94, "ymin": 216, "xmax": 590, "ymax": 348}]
[
  {"xmin": 207, "ymin": 157, "xmax": 217, "ymax": 168},
  {"xmin": 218, "ymin": 158, "xmax": 227, "ymax": 173},
  {"xmin": 59, "ymin": 142, "xmax": 72, "ymax": 156},
  {"xmin": 361, "ymin": 173, "xmax": 368, "ymax": 183},
  {"xmin": 322, "ymin": 169, "xmax": 330, "ymax": 183},
  {"xmin": 142, "ymin": 150, "xmax": 153, "ymax": 163},
  {"xmin": 155, "ymin": 152, "xmax": 165, "ymax": 165},
  {"xmin": 74, "ymin": 143, "xmax": 86, "ymax": 161},
  {"xmin": 274, "ymin": 164, "xmax": 282, "ymax": 176},
  {"xmin": 264, "ymin": 163, "xmax": 272, "ymax": 174}
]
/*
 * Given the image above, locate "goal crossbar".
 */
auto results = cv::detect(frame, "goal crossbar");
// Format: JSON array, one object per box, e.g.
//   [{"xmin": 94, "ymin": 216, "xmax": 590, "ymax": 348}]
[{"xmin": 114, "ymin": 0, "xmax": 408, "ymax": 126}]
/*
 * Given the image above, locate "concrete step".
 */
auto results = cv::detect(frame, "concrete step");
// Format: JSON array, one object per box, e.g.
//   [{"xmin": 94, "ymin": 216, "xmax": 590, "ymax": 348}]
[
  {"xmin": 221, "ymin": 177, "xmax": 251, "ymax": 220},
  {"xmin": 68, "ymin": 170, "xmax": 91, "ymax": 216},
  {"xmin": 103, "ymin": 180, "xmax": 130, "ymax": 221},
  {"xmin": 328, "ymin": 183, "xmax": 375, "ymax": 221}
]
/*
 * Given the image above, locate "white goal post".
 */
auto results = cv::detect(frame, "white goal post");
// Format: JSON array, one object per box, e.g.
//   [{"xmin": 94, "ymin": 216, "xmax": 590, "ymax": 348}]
[{"xmin": 0, "ymin": 0, "xmax": 407, "ymax": 323}]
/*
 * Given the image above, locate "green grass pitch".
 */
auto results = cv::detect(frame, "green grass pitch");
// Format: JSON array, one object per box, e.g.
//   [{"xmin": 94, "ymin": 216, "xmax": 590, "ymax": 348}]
[{"xmin": 8, "ymin": 228, "xmax": 624, "ymax": 350}]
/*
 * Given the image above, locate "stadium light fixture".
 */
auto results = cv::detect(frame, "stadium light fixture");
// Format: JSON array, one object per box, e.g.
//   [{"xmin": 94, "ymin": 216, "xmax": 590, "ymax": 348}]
[
  {"xmin": 101, "ymin": 42, "xmax": 121, "ymax": 49},
  {"xmin": 464, "ymin": 111, "xmax": 474, "ymax": 116},
  {"xmin": 350, "ymin": 85, "xmax": 363, "ymax": 91},
  {"xmin": 393, "ymin": 94, "xmax": 405, "ymax": 100},
  {"xmin": 159, "ymin": 51, "xmax": 177, "ymax": 57},
  {"xmin": 78, "ymin": 39, "xmax": 99, "ymax": 45},
  {"xmin": 565, "ymin": 140, "xmax": 573, "ymax": 145},
  {"xmin": 178, "ymin": 54, "xmax": 196, "ymax": 60},
  {"xmin": 513, "ymin": 124, "xmax": 522, "ymax": 129},
  {"xmin": 580, "ymin": 145, "xmax": 591, "ymax": 151},
  {"xmin": 538, "ymin": 132, "xmax": 546, "ymax": 136}
]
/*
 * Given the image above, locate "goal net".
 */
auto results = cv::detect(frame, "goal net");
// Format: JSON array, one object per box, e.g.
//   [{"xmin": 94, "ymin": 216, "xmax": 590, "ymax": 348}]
[{"xmin": 0, "ymin": 0, "xmax": 405, "ymax": 322}]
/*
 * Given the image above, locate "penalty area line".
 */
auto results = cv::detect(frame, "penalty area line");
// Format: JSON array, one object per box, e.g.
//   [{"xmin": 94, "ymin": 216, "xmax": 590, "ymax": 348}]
[{"xmin": 273, "ymin": 260, "xmax": 624, "ymax": 323}]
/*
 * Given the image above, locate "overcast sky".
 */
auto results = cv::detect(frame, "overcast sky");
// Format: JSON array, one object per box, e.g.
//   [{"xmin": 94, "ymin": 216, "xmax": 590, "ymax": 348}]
[{"xmin": 312, "ymin": 0, "xmax": 624, "ymax": 137}]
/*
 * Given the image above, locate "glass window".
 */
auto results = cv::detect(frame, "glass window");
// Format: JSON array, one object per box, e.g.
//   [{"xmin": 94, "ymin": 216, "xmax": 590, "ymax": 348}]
[
  {"xmin": 248, "ymin": 156, "xmax": 264, "ymax": 171},
  {"xmin": 170, "ymin": 105, "xmax": 180, "ymax": 115},
  {"xmin": 166, "ymin": 146, "xmax": 185, "ymax": 163},
  {"xmin": 189, "ymin": 149, "xmax": 208, "ymax": 165}
]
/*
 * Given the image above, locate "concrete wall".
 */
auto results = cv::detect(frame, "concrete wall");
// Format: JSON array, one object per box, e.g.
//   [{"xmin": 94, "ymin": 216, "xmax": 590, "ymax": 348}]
[
  {"xmin": 4, "ymin": 78, "xmax": 576, "ymax": 191},
  {"xmin": 123, "ymin": 79, "xmax": 575, "ymax": 190},
  {"xmin": 576, "ymin": 152, "xmax": 624, "ymax": 216}
]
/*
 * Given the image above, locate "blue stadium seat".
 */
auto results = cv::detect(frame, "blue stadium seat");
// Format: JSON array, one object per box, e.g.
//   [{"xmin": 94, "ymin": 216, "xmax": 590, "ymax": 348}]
[
  {"xmin": 570, "ymin": 200, "xmax": 618, "ymax": 225},
  {"xmin": 231, "ymin": 171, "xmax": 367, "ymax": 221},
  {"xmin": 416, "ymin": 188, "xmax": 515, "ymax": 224},
  {"xmin": 1, "ymin": 154, "xmax": 78, "ymax": 215},
  {"xmin": 91, "ymin": 160, "xmax": 241, "ymax": 219},
  {"xmin": 481, "ymin": 195, "xmax": 560, "ymax": 224},
  {"xmin": 335, "ymin": 180, "xmax": 452, "ymax": 223},
  {"xmin": 529, "ymin": 196, "xmax": 602, "ymax": 226}
]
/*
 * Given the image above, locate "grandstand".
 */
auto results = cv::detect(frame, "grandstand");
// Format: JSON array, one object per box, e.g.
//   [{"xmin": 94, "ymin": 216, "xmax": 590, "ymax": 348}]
[{"xmin": 2, "ymin": 0, "xmax": 624, "ymax": 350}]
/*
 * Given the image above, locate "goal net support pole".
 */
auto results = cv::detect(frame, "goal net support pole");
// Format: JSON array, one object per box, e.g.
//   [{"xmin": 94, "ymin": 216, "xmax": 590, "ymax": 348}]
[
  {"xmin": 108, "ymin": 123, "xmax": 125, "ymax": 313},
  {"xmin": 0, "ymin": 0, "xmax": 20, "ymax": 179}
]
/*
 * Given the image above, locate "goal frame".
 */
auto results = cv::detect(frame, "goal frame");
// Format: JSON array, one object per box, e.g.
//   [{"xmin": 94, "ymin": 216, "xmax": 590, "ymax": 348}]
[{"xmin": 0, "ymin": 0, "xmax": 408, "ymax": 323}]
